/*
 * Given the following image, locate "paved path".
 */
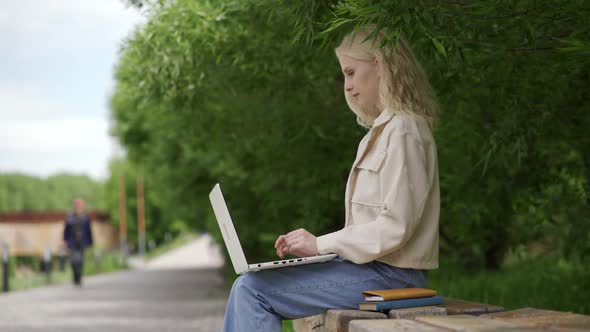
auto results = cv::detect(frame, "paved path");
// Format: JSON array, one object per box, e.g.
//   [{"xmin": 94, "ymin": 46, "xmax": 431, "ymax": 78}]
[
  {"xmin": 0, "ymin": 236, "xmax": 230, "ymax": 331},
  {"xmin": 146, "ymin": 234, "xmax": 224, "ymax": 270}
]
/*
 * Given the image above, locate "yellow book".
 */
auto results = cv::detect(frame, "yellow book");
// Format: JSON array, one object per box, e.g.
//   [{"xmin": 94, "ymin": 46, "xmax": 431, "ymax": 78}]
[{"xmin": 362, "ymin": 288, "xmax": 437, "ymax": 302}]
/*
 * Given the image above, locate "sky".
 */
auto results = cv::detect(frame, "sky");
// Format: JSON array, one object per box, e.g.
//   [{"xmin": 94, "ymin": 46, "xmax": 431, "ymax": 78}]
[{"xmin": 0, "ymin": 1, "xmax": 146, "ymax": 180}]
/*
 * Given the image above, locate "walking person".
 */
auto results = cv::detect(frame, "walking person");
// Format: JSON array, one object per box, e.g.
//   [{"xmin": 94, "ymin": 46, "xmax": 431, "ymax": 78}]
[
  {"xmin": 63, "ymin": 198, "xmax": 93, "ymax": 286},
  {"xmin": 223, "ymin": 26, "xmax": 440, "ymax": 331}
]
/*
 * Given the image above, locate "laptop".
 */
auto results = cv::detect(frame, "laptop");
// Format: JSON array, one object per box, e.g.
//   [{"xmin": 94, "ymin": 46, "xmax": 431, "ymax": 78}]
[{"xmin": 209, "ymin": 183, "xmax": 338, "ymax": 274}]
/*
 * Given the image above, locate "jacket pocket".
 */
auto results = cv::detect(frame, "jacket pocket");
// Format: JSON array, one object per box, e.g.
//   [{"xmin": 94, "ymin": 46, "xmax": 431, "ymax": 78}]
[
  {"xmin": 356, "ymin": 149, "xmax": 386, "ymax": 172},
  {"xmin": 352, "ymin": 149, "xmax": 387, "ymax": 205}
]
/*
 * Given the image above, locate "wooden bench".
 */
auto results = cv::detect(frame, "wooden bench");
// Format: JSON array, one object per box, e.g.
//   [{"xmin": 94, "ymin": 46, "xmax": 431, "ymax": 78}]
[{"xmin": 292, "ymin": 298, "xmax": 590, "ymax": 332}]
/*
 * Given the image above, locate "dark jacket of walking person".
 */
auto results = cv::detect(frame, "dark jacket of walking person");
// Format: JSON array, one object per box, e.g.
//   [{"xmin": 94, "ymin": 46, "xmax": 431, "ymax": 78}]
[{"xmin": 63, "ymin": 198, "xmax": 93, "ymax": 286}]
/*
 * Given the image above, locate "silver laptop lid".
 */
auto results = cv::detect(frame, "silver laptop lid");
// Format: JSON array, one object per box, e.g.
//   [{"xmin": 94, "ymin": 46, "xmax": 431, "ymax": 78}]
[{"xmin": 209, "ymin": 183, "xmax": 249, "ymax": 274}]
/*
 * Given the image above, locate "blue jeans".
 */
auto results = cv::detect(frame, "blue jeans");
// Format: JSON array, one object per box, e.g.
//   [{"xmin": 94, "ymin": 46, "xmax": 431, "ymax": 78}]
[{"xmin": 222, "ymin": 257, "xmax": 427, "ymax": 331}]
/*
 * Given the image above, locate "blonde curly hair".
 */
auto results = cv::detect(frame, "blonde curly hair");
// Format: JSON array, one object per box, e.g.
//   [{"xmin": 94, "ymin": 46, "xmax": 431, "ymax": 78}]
[{"xmin": 335, "ymin": 27, "xmax": 439, "ymax": 129}]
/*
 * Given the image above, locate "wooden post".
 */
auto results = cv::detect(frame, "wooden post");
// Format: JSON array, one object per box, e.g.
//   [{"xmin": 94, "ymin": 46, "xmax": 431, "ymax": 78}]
[
  {"xmin": 137, "ymin": 176, "xmax": 146, "ymax": 256},
  {"xmin": 119, "ymin": 174, "xmax": 127, "ymax": 259},
  {"xmin": 2, "ymin": 243, "xmax": 8, "ymax": 292},
  {"xmin": 43, "ymin": 246, "xmax": 52, "ymax": 284}
]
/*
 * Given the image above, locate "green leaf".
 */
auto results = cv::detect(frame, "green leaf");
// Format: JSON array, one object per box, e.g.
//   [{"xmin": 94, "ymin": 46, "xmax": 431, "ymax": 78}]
[{"xmin": 430, "ymin": 36, "xmax": 447, "ymax": 58}]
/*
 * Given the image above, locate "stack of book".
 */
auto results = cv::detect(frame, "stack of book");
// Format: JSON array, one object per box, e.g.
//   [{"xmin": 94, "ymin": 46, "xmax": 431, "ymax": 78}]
[{"xmin": 358, "ymin": 287, "xmax": 444, "ymax": 311}]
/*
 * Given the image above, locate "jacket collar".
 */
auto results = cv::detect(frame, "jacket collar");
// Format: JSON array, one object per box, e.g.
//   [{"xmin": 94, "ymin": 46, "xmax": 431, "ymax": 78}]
[
  {"xmin": 351, "ymin": 110, "xmax": 394, "ymax": 169},
  {"xmin": 371, "ymin": 110, "xmax": 394, "ymax": 129}
]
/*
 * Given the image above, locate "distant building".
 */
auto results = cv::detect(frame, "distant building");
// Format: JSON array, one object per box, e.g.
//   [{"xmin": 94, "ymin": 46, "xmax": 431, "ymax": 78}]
[{"xmin": 0, "ymin": 211, "xmax": 118, "ymax": 256}]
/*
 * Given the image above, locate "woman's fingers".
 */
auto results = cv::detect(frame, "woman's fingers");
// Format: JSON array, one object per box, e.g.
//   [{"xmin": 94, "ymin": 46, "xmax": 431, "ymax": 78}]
[
  {"xmin": 274, "ymin": 235, "xmax": 285, "ymax": 249},
  {"xmin": 286, "ymin": 238, "xmax": 308, "ymax": 257},
  {"xmin": 286, "ymin": 230, "xmax": 306, "ymax": 241},
  {"xmin": 285, "ymin": 235, "xmax": 302, "ymax": 247},
  {"xmin": 275, "ymin": 235, "xmax": 288, "ymax": 258},
  {"xmin": 287, "ymin": 228, "xmax": 305, "ymax": 237},
  {"xmin": 277, "ymin": 243, "xmax": 287, "ymax": 258},
  {"xmin": 276, "ymin": 228, "xmax": 317, "ymax": 258},
  {"xmin": 289, "ymin": 243, "xmax": 302, "ymax": 253}
]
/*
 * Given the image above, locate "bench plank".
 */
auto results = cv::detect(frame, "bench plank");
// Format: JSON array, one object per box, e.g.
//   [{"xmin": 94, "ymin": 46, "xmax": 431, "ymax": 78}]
[
  {"xmin": 437, "ymin": 298, "xmax": 504, "ymax": 315},
  {"xmin": 388, "ymin": 305, "xmax": 447, "ymax": 320},
  {"xmin": 349, "ymin": 319, "xmax": 452, "ymax": 332},
  {"xmin": 481, "ymin": 307, "xmax": 590, "ymax": 330},
  {"xmin": 324, "ymin": 310, "xmax": 387, "ymax": 332},
  {"xmin": 416, "ymin": 314, "xmax": 527, "ymax": 331},
  {"xmin": 293, "ymin": 314, "xmax": 325, "ymax": 332}
]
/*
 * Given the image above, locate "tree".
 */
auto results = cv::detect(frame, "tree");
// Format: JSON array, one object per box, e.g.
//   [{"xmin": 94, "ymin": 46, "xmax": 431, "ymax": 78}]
[
  {"xmin": 111, "ymin": 0, "xmax": 590, "ymax": 269},
  {"xmin": 267, "ymin": 0, "xmax": 590, "ymax": 268},
  {"xmin": 0, "ymin": 173, "xmax": 104, "ymax": 211}
]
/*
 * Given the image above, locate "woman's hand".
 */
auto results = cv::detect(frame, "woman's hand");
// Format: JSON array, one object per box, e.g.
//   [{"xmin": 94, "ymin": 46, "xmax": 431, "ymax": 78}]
[{"xmin": 274, "ymin": 228, "xmax": 319, "ymax": 259}]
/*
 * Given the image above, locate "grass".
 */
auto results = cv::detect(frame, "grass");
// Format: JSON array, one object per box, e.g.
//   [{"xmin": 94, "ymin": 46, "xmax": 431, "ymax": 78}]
[
  {"xmin": 429, "ymin": 255, "xmax": 590, "ymax": 315},
  {"xmin": 11, "ymin": 270, "xmax": 72, "ymax": 291},
  {"xmin": 3, "ymin": 250, "xmax": 128, "ymax": 292},
  {"xmin": 282, "ymin": 320, "xmax": 295, "ymax": 332}
]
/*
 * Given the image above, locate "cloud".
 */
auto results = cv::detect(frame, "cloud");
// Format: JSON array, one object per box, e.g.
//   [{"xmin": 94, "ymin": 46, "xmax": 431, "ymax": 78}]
[
  {"xmin": 0, "ymin": 83, "xmax": 112, "ymax": 179},
  {"xmin": 0, "ymin": 147, "xmax": 111, "ymax": 179},
  {"xmin": 0, "ymin": 1, "xmax": 145, "ymax": 58},
  {"xmin": 0, "ymin": 82, "xmax": 71, "ymax": 121},
  {"xmin": 0, "ymin": 118, "xmax": 109, "ymax": 152},
  {"xmin": 0, "ymin": 1, "xmax": 145, "ymax": 180}
]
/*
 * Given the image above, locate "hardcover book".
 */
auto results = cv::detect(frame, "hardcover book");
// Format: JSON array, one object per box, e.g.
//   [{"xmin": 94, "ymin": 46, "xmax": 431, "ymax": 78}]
[
  {"xmin": 362, "ymin": 288, "xmax": 437, "ymax": 302},
  {"xmin": 359, "ymin": 296, "xmax": 445, "ymax": 311}
]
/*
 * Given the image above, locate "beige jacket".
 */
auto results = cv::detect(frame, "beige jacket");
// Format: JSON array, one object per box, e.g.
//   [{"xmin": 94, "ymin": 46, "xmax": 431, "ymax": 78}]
[{"xmin": 316, "ymin": 111, "xmax": 439, "ymax": 269}]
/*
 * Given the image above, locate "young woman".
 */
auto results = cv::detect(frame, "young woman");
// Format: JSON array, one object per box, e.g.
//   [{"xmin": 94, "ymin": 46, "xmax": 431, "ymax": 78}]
[{"xmin": 223, "ymin": 27, "xmax": 440, "ymax": 331}]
